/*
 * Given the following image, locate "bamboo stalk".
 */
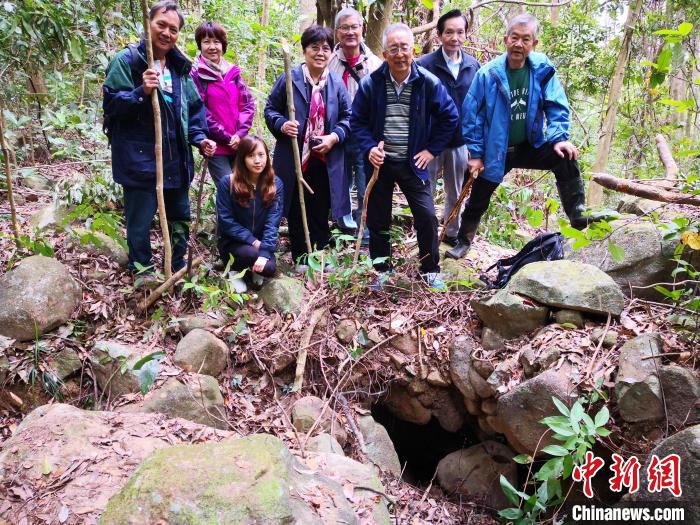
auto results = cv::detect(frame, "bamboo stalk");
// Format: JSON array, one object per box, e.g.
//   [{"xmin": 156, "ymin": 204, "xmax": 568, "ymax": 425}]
[
  {"xmin": 188, "ymin": 158, "xmax": 208, "ymax": 280},
  {"xmin": 353, "ymin": 141, "xmax": 384, "ymax": 266},
  {"xmin": 0, "ymin": 99, "xmax": 20, "ymax": 248},
  {"xmin": 137, "ymin": 256, "xmax": 204, "ymax": 312},
  {"xmin": 439, "ymin": 172, "xmax": 477, "ymax": 243},
  {"xmin": 281, "ymin": 39, "xmax": 312, "ymax": 255},
  {"xmin": 140, "ymin": 0, "xmax": 172, "ymax": 279}
]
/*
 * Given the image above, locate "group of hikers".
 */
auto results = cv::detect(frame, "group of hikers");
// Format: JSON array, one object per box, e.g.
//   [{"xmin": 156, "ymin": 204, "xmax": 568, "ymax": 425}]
[{"xmin": 103, "ymin": 0, "xmax": 591, "ymax": 293}]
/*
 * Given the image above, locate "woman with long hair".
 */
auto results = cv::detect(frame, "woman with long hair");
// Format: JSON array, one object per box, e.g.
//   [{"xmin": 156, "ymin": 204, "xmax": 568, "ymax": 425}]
[
  {"xmin": 216, "ymin": 135, "xmax": 284, "ymax": 291},
  {"xmin": 191, "ymin": 21, "xmax": 255, "ymax": 185}
]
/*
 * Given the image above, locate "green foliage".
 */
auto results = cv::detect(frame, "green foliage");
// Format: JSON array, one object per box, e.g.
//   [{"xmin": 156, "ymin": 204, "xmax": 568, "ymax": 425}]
[
  {"xmin": 182, "ymin": 257, "xmax": 250, "ymax": 314},
  {"xmin": 499, "ymin": 396, "xmax": 611, "ymax": 524},
  {"xmin": 130, "ymin": 351, "xmax": 165, "ymax": 395}
]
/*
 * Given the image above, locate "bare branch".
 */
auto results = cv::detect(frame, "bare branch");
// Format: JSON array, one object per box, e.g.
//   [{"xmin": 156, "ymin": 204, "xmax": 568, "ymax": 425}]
[{"xmin": 590, "ymin": 173, "xmax": 700, "ymax": 206}]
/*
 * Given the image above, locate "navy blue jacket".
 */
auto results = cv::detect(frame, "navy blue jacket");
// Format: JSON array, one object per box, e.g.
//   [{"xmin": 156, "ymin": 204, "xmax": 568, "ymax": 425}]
[
  {"xmin": 417, "ymin": 48, "xmax": 480, "ymax": 148},
  {"xmin": 350, "ymin": 62, "xmax": 459, "ymax": 182},
  {"xmin": 103, "ymin": 42, "xmax": 208, "ymax": 189},
  {"xmin": 216, "ymin": 175, "xmax": 285, "ymax": 259},
  {"xmin": 264, "ymin": 65, "xmax": 351, "ymax": 219}
]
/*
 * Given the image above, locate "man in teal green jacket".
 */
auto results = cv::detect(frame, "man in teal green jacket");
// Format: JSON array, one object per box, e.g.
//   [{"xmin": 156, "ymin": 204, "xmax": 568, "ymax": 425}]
[{"xmin": 446, "ymin": 13, "xmax": 590, "ymax": 260}]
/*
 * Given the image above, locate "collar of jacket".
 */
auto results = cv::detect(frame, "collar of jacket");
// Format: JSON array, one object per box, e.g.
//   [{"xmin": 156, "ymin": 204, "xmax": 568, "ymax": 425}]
[
  {"xmin": 194, "ymin": 54, "xmax": 241, "ymax": 83},
  {"xmin": 291, "ymin": 64, "xmax": 310, "ymax": 103},
  {"xmin": 372, "ymin": 61, "xmax": 424, "ymax": 88},
  {"xmin": 137, "ymin": 38, "xmax": 193, "ymax": 76},
  {"xmin": 433, "ymin": 47, "xmax": 478, "ymax": 75},
  {"xmin": 490, "ymin": 52, "xmax": 553, "ymax": 84}
]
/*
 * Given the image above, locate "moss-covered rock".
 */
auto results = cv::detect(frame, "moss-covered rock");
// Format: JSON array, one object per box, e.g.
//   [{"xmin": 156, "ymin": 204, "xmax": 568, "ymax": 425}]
[
  {"xmin": 67, "ymin": 227, "xmax": 128, "ymax": 267},
  {"xmin": 258, "ymin": 275, "xmax": 305, "ymax": 313},
  {"xmin": 472, "ymin": 289, "xmax": 549, "ymax": 339}
]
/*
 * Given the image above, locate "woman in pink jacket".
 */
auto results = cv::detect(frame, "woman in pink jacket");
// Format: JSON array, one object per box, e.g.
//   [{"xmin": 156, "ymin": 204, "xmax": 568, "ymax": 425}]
[{"xmin": 191, "ymin": 22, "xmax": 255, "ymax": 185}]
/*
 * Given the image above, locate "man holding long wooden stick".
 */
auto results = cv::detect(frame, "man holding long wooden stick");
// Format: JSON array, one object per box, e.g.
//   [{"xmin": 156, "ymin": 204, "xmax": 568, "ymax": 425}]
[{"xmin": 103, "ymin": 1, "xmax": 215, "ymax": 281}]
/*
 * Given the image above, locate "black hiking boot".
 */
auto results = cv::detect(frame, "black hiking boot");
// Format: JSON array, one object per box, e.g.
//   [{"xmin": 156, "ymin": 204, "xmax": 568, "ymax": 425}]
[
  {"xmin": 445, "ymin": 239, "xmax": 471, "ymax": 259},
  {"xmin": 445, "ymin": 219, "xmax": 479, "ymax": 260},
  {"xmin": 556, "ymin": 174, "xmax": 591, "ymax": 230}
]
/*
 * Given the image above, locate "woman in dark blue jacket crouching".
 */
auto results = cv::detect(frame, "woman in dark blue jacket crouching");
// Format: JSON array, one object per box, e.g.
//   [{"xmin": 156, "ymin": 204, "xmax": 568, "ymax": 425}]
[{"xmin": 216, "ymin": 135, "xmax": 283, "ymax": 290}]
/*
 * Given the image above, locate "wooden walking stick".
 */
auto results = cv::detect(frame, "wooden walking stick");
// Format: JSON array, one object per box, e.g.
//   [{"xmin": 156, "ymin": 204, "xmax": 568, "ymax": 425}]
[
  {"xmin": 0, "ymin": 99, "xmax": 20, "ymax": 249},
  {"xmin": 281, "ymin": 38, "xmax": 313, "ymax": 255},
  {"xmin": 439, "ymin": 170, "xmax": 477, "ymax": 243},
  {"xmin": 353, "ymin": 141, "xmax": 384, "ymax": 266},
  {"xmin": 140, "ymin": 0, "xmax": 172, "ymax": 279},
  {"xmin": 187, "ymin": 158, "xmax": 208, "ymax": 280}
]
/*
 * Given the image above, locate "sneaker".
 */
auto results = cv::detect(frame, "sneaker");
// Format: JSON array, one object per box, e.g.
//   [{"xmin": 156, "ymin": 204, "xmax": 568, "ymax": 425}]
[
  {"xmin": 422, "ymin": 272, "xmax": 447, "ymax": 292},
  {"xmin": 336, "ymin": 214, "xmax": 358, "ymax": 234},
  {"xmin": 228, "ymin": 273, "xmax": 248, "ymax": 294}
]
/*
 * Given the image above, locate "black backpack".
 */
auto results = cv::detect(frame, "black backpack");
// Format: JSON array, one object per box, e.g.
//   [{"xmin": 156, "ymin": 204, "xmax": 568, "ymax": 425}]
[
  {"xmin": 103, "ymin": 44, "xmax": 142, "ymax": 143},
  {"xmin": 481, "ymin": 232, "xmax": 565, "ymax": 289}
]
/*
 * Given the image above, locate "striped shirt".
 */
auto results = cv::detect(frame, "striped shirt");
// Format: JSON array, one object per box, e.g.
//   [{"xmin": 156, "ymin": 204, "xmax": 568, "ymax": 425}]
[{"xmin": 383, "ymin": 77, "xmax": 412, "ymax": 160}]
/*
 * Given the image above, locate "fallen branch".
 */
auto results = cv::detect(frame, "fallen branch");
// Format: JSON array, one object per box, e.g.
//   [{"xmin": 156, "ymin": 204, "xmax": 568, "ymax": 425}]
[
  {"xmin": 137, "ymin": 256, "xmax": 203, "ymax": 312},
  {"xmin": 353, "ymin": 141, "xmax": 383, "ymax": 266},
  {"xmin": 293, "ymin": 307, "xmax": 327, "ymax": 391},
  {"xmin": 0, "ymin": 98, "xmax": 20, "ymax": 248},
  {"xmin": 439, "ymin": 172, "xmax": 476, "ymax": 242},
  {"xmin": 655, "ymin": 133, "xmax": 679, "ymax": 181},
  {"xmin": 590, "ymin": 172, "xmax": 700, "ymax": 206}
]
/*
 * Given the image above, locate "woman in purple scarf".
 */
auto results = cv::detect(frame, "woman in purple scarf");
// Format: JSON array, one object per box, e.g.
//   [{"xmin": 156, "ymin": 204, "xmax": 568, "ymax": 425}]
[{"xmin": 191, "ymin": 22, "xmax": 255, "ymax": 185}]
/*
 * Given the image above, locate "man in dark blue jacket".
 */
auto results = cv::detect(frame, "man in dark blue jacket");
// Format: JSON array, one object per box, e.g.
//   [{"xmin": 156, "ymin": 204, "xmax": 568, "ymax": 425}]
[
  {"xmin": 351, "ymin": 23, "xmax": 459, "ymax": 291},
  {"xmin": 103, "ymin": 1, "xmax": 215, "ymax": 276},
  {"xmin": 418, "ymin": 9, "xmax": 479, "ymax": 246},
  {"xmin": 447, "ymin": 13, "xmax": 589, "ymax": 260}
]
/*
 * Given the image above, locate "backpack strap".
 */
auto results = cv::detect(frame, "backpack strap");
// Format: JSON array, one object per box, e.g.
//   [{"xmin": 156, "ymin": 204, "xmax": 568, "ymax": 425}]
[{"xmin": 342, "ymin": 60, "xmax": 362, "ymax": 85}]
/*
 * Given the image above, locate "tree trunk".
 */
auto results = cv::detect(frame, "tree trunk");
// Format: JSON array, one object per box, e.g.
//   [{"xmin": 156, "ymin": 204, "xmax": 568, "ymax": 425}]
[
  {"xmin": 365, "ymin": 0, "xmax": 395, "ymax": 56},
  {"xmin": 591, "ymin": 173, "xmax": 700, "ymax": 206},
  {"xmin": 0, "ymin": 99, "xmax": 20, "ymax": 248},
  {"xmin": 587, "ymin": 0, "xmax": 643, "ymax": 206},
  {"xmin": 255, "ymin": 0, "xmax": 270, "ymax": 132},
  {"xmin": 301, "ymin": 0, "xmax": 318, "ymax": 31}
]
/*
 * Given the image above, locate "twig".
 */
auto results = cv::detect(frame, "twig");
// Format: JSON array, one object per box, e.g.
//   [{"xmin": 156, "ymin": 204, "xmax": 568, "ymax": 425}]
[
  {"xmin": 353, "ymin": 141, "xmax": 383, "ymax": 266},
  {"xmin": 293, "ymin": 307, "xmax": 327, "ymax": 391},
  {"xmin": 188, "ymin": 158, "xmax": 208, "ymax": 280},
  {"xmin": 137, "ymin": 256, "xmax": 203, "ymax": 312},
  {"xmin": 590, "ymin": 172, "xmax": 700, "ymax": 206},
  {"xmin": 439, "ymin": 172, "xmax": 476, "ymax": 243}
]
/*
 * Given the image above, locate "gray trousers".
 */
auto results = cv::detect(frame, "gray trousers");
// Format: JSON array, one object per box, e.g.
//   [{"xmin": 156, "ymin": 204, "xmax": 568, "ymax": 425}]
[{"xmin": 428, "ymin": 145, "xmax": 468, "ymax": 238}]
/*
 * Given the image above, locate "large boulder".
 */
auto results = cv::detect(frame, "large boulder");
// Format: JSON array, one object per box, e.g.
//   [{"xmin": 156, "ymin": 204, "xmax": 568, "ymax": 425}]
[
  {"xmin": 358, "ymin": 415, "xmax": 402, "ymax": 477},
  {"xmin": 472, "ymin": 289, "xmax": 549, "ymax": 339},
  {"xmin": 507, "ymin": 260, "xmax": 625, "ymax": 317},
  {"xmin": 259, "ymin": 275, "xmax": 305, "ymax": 313},
  {"xmin": 134, "ymin": 375, "xmax": 228, "ymax": 430},
  {"xmin": 631, "ymin": 424, "xmax": 700, "ymax": 523},
  {"xmin": 102, "ymin": 434, "xmax": 390, "ymax": 525},
  {"xmin": 67, "ymin": 227, "xmax": 128, "ymax": 267},
  {"xmin": 0, "ymin": 404, "xmax": 231, "ymax": 524},
  {"xmin": 0, "ymin": 255, "xmax": 82, "ymax": 341},
  {"xmin": 88, "ymin": 340, "xmax": 155, "ymax": 399},
  {"xmin": 498, "ymin": 369, "xmax": 578, "ymax": 456},
  {"xmin": 566, "ymin": 222, "xmax": 677, "ymax": 299},
  {"xmin": 659, "ymin": 365, "xmax": 700, "ymax": 427},
  {"xmin": 615, "ymin": 334, "xmax": 664, "ymax": 423},
  {"xmin": 173, "ymin": 329, "xmax": 228, "ymax": 377},
  {"xmin": 436, "ymin": 441, "xmax": 517, "ymax": 509}
]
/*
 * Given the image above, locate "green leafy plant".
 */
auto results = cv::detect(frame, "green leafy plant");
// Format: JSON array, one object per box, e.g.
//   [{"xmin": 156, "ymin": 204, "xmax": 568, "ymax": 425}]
[{"xmin": 499, "ymin": 396, "xmax": 611, "ymax": 524}]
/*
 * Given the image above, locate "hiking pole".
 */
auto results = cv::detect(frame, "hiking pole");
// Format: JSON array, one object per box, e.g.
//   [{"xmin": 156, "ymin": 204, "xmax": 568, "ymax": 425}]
[
  {"xmin": 187, "ymin": 158, "xmax": 209, "ymax": 280},
  {"xmin": 439, "ymin": 169, "xmax": 477, "ymax": 244},
  {"xmin": 140, "ymin": 0, "xmax": 172, "ymax": 279},
  {"xmin": 353, "ymin": 141, "xmax": 384, "ymax": 266},
  {"xmin": 281, "ymin": 39, "xmax": 313, "ymax": 255}
]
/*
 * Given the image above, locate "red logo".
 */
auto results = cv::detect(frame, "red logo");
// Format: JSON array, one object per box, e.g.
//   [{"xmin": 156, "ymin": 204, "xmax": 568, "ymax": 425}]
[
  {"xmin": 573, "ymin": 451, "xmax": 605, "ymax": 498},
  {"xmin": 647, "ymin": 454, "xmax": 682, "ymax": 497},
  {"xmin": 609, "ymin": 453, "xmax": 641, "ymax": 494}
]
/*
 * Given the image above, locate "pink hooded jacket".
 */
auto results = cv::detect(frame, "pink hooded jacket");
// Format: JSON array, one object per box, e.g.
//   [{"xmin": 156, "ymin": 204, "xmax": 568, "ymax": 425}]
[{"xmin": 191, "ymin": 55, "xmax": 255, "ymax": 156}]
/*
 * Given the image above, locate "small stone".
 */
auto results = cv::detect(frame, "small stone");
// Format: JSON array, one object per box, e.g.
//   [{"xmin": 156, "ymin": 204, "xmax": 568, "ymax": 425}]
[
  {"xmin": 177, "ymin": 316, "xmax": 225, "ymax": 335},
  {"xmin": 406, "ymin": 380, "xmax": 426, "ymax": 396},
  {"xmin": 591, "ymin": 328, "xmax": 619, "ymax": 348},
  {"xmin": 538, "ymin": 347, "xmax": 561, "ymax": 370},
  {"xmin": 383, "ymin": 385, "xmax": 431, "ymax": 425},
  {"xmin": 520, "ymin": 347, "xmax": 538, "ymax": 378},
  {"xmin": 473, "ymin": 290, "xmax": 549, "ymax": 339},
  {"xmin": 486, "ymin": 415, "xmax": 504, "ymax": 434},
  {"xmin": 67, "ymin": 228, "xmax": 128, "ymax": 267},
  {"xmin": 390, "ymin": 333, "xmax": 418, "ymax": 355},
  {"xmin": 554, "ymin": 309, "xmax": 585, "ymax": 328},
  {"xmin": 387, "ymin": 351, "xmax": 407, "ymax": 369},
  {"xmin": 426, "ymin": 369, "xmax": 449, "ymax": 388},
  {"xmin": 52, "ymin": 348, "xmax": 82, "ymax": 381},
  {"xmin": 615, "ymin": 334, "xmax": 664, "ymax": 423},
  {"xmin": 481, "ymin": 398, "xmax": 497, "ymax": 415},
  {"xmin": 472, "ymin": 358, "xmax": 495, "ymax": 380},
  {"xmin": 336, "ymin": 319, "xmax": 357, "ymax": 344},
  {"xmin": 449, "ymin": 336, "xmax": 476, "ymax": 401},
  {"xmin": 307, "ymin": 433, "xmax": 344, "ymax": 455},
  {"xmin": 464, "ymin": 397, "xmax": 482, "ymax": 416},
  {"xmin": 469, "ymin": 367, "xmax": 496, "ymax": 399},
  {"xmin": 478, "ymin": 416, "xmax": 497, "ymax": 435},
  {"xmin": 173, "ymin": 329, "xmax": 228, "ymax": 377},
  {"xmin": 358, "ymin": 416, "xmax": 402, "ymax": 477},
  {"xmin": 259, "ymin": 275, "xmax": 305, "ymax": 313},
  {"xmin": 659, "ymin": 365, "xmax": 699, "ymax": 427},
  {"xmin": 291, "ymin": 395, "xmax": 347, "ymax": 445},
  {"xmin": 481, "ymin": 327, "xmax": 504, "ymax": 352}
]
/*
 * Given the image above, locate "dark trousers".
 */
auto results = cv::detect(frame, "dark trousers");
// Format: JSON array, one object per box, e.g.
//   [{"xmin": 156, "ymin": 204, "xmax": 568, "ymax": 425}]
[
  {"xmin": 367, "ymin": 159, "xmax": 439, "ymax": 274},
  {"xmin": 288, "ymin": 156, "xmax": 331, "ymax": 263},
  {"xmin": 123, "ymin": 185, "xmax": 191, "ymax": 273},
  {"xmin": 218, "ymin": 239, "xmax": 277, "ymax": 277},
  {"xmin": 208, "ymin": 154, "xmax": 235, "ymax": 186},
  {"xmin": 458, "ymin": 142, "xmax": 582, "ymax": 239}
]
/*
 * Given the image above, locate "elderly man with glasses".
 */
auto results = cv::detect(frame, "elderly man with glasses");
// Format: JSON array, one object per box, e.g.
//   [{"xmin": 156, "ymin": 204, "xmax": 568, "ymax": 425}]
[
  {"xmin": 327, "ymin": 7, "xmax": 383, "ymax": 239},
  {"xmin": 351, "ymin": 23, "xmax": 459, "ymax": 291}
]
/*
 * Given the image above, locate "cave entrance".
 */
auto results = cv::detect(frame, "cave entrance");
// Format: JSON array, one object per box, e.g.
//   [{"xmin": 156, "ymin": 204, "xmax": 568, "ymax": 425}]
[{"xmin": 371, "ymin": 403, "xmax": 479, "ymax": 487}]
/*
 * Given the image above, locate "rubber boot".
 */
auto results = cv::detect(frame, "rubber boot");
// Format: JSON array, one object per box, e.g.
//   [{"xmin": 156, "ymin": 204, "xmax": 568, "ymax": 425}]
[
  {"xmin": 445, "ymin": 219, "xmax": 479, "ymax": 260},
  {"xmin": 556, "ymin": 174, "xmax": 590, "ymax": 230}
]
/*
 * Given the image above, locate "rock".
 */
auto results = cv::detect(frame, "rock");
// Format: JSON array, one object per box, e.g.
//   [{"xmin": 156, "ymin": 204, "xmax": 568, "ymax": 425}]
[
  {"xmin": 136, "ymin": 375, "xmax": 228, "ymax": 430},
  {"xmin": 51, "ymin": 348, "xmax": 82, "ymax": 381},
  {"xmin": 486, "ymin": 415, "xmax": 504, "ymax": 434},
  {"xmin": 659, "ymin": 365, "xmax": 700, "ymax": 427},
  {"xmin": 440, "ymin": 258, "xmax": 487, "ymax": 290},
  {"xmin": 29, "ymin": 204, "xmax": 70, "ymax": 230},
  {"xmin": 615, "ymin": 334, "xmax": 664, "ymax": 423},
  {"xmin": 383, "ymin": 384, "xmax": 431, "ymax": 425},
  {"xmin": 259, "ymin": 275, "xmax": 305, "ymax": 312},
  {"xmin": 464, "ymin": 397, "xmax": 482, "ymax": 416},
  {"xmin": 498, "ymin": 369, "xmax": 578, "ymax": 456},
  {"xmin": 407, "ymin": 380, "xmax": 427, "ymax": 396},
  {"xmin": 269, "ymin": 349, "xmax": 296, "ymax": 374},
  {"xmin": 431, "ymin": 389, "xmax": 466, "ymax": 433},
  {"xmin": 336, "ymin": 319, "xmax": 357, "ymax": 344},
  {"xmin": 21, "ymin": 170, "xmax": 53, "ymax": 191},
  {"xmin": 473, "ymin": 289, "xmax": 549, "ymax": 339},
  {"xmin": 591, "ymin": 327, "xmax": 619, "ymax": 348},
  {"xmin": 486, "ymin": 364, "xmax": 511, "ymax": 395},
  {"xmin": 307, "ymin": 433, "xmax": 344, "ymax": 455},
  {"xmin": 176, "ymin": 315, "xmax": 226, "ymax": 335},
  {"xmin": 520, "ymin": 347, "xmax": 538, "ymax": 378},
  {"xmin": 520, "ymin": 347, "xmax": 561, "ymax": 379},
  {"xmin": 0, "ymin": 404, "xmax": 231, "ymax": 523},
  {"xmin": 426, "ymin": 369, "xmax": 450, "ymax": 387},
  {"xmin": 88, "ymin": 340, "xmax": 152, "ymax": 398},
  {"xmin": 617, "ymin": 195, "xmax": 657, "ymax": 216},
  {"xmin": 103, "ymin": 434, "xmax": 390, "ymax": 525},
  {"xmin": 566, "ymin": 221, "xmax": 677, "ymax": 299},
  {"xmin": 478, "ymin": 416, "xmax": 497, "ymax": 435},
  {"xmin": 358, "ymin": 415, "xmax": 402, "ymax": 477},
  {"xmin": 449, "ymin": 336, "xmax": 477, "ymax": 401},
  {"xmin": 473, "ymin": 358, "xmax": 495, "ymax": 380},
  {"xmin": 481, "ymin": 398, "xmax": 498, "ymax": 415},
  {"xmin": 436, "ymin": 441, "xmax": 517, "ymax": 509},
  {"xmin": 388, "ymin": 351, "xmax": 408, "ymax": 369},
  {"xmin": 554, "ymin": 309, "xmax": 585, "ymax": 328},
  {"xmin": 391, "ymin": 333, "xmax": 418, "ymax": 355},
  {"xmin": 481, "ymin": 327, "xmax": 505, "ymax": 352},
  {"xmin": 469, "ymin": 367, "xmax": 496, "ymax": 399},
  {"xmin": 291, "ymin": 395, "xmax": 348, "ymax": 445},
  {"xmin": 632, "ymin": 424, "xmax": 700, "ymax": 523},
  {"xmin": 67, "ymin": 227, "xmax": 128, "ymax": 267},
  {"xmin": 508, "ymin": 260, "xmax": 625, "ymax": 316},
  {"xmin": 173, "ymin": 329, "xmax": 228, "ymax": 377},
  {"xmin": 0, "ymin": 255, "xmax": 82, "ymax": 341}
]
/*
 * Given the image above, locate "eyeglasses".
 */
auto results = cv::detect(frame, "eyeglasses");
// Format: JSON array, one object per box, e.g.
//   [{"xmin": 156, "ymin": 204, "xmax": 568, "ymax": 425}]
[
  {"xmin": 386, "ymin": 45, "xmax": 411, "ymax": 56},
  {"xmin": 309, "ymin": 44, "xmax": 332, "ymax": 53},
  {"xmin": 338, "ymin": 23, "xmax": 361, "ymax": 32}
]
